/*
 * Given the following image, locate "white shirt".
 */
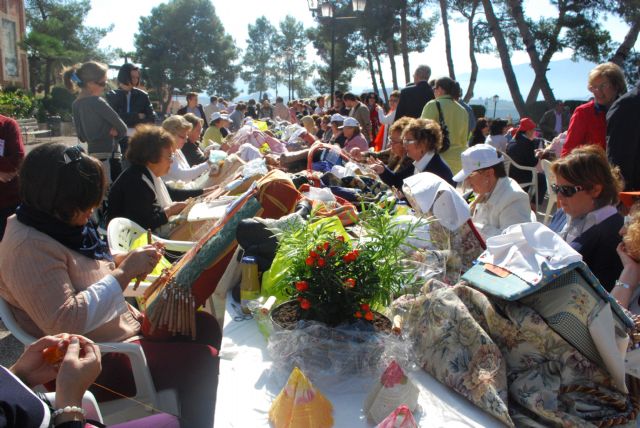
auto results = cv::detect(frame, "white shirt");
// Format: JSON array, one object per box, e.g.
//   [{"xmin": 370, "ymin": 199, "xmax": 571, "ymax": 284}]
[
  {"xmin": 377, "ymin": 107, "xmax": 396, "ymax": 150},
  {"xmin": 413, "ymin": 151, "xmax": 435, "ymax": 174},
  {"xmin": 163, "ymin": 149, "xmax": 209, "ymax": 183}
]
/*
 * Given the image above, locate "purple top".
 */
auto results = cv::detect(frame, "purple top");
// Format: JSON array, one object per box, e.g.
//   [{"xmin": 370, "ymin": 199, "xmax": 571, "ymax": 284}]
[{"xmin": 343, "ymin": 134, "xmax": 369, "ymax": 153}]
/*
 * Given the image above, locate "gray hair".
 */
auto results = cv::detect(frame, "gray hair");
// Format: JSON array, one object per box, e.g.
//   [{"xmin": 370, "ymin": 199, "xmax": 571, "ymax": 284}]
[{"xmin": 414, "ymin": 65, "xmax": 431, "ymax": 82}]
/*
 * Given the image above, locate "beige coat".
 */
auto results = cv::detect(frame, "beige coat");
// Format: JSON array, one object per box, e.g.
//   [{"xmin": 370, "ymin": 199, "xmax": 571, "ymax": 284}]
[{"xmin": 0, "ymin": 216, "xmax": 141, "ymax": 342}]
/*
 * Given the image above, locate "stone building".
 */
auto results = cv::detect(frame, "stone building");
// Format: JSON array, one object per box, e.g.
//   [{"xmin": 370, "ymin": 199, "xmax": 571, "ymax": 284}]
[{"xmin": 0, "ymin": 0, "xmax": 28, "ymax": 89}]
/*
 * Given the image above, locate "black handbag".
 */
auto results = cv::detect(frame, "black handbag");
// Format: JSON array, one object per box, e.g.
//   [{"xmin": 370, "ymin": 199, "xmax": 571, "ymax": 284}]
[{"xmin": 435, "ymin": 100, "xmax": 451, "ymax": 153}]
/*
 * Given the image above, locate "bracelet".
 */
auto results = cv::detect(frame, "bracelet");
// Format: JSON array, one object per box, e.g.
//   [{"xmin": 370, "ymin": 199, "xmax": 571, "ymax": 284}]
[
  {"xmin": 52, "ymin": 406, "xmax": 86, "ymax": 418},
  {"xmin": 615, "ymin": 279, "xmax": 632, "ymax": 289}
]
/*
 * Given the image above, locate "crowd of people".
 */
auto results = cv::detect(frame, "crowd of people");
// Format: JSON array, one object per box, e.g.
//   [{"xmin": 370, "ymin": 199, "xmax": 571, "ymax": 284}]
[{"xmin": 0, "ymin": 57, "xmax": 639, "ymax": 427}]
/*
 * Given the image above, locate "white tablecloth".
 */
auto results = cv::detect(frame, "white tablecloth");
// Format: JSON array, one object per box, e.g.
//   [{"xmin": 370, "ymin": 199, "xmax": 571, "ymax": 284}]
[{"xmin": 214, "ymin": 306, "xmax": 505, "ymax": 427}]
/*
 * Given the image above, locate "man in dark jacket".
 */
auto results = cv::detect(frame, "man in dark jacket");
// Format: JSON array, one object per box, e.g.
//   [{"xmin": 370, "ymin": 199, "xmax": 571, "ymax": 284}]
[
  {"xmin": 394, "ymin": 65, "xmax": 435, "ymax": 122},
  {"xmin": 177, "ymin": 92, "xmax": 209, "ymax": 130},
  {"xmin": 607, "ymin": 83, "xmax": 640, "ymax": 191}
]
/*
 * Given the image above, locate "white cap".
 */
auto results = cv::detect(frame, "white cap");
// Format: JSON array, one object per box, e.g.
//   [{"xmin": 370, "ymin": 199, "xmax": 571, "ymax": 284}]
[
  {"xmin": 211, "ymin": 112, "xmax": 230, "ymax": 122},
  {"xmin": 330, "ymin": 113, "xmax": 345, "ymax": 123},
  {"xmin": 453, "ymin": 144, "xmax": 504, "ymax": 182},
  {"xmin": 339, "ymin": 117, "xmax": 359, "ymax": 129}
]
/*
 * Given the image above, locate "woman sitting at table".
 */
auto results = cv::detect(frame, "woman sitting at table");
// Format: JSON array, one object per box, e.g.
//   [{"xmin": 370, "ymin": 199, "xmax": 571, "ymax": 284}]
[
  {"xmin": 454, "ymin": 144, "xmax": 532, "ymax": 239},
  {"xmin": 0, "ymin": 142, "xmax": 221, "ymax": 428},
  {"xmin": 107, "ymin": 126, "xmax": 197, "ymax": 235},
  {"xmin": 506, "ymin": 117, "xmax": 546, "ymax": 205},
  {"xmin": 181, "ymin": 113, "xmax": 208, "ymax": 167},
  {"xmin": 551, "ymin": 145, "xmax": 624, "ymax": 291},
  {"xmin": 368, "ymin": 117, "xmax": 415, "ymax": 188},
  {"xmin": 161, "ymin": 115, "xmax": 211, "ymax": 185},
  {"xmin": 340, "ymin": 117, "xmax": 369, "ymax": 156}
]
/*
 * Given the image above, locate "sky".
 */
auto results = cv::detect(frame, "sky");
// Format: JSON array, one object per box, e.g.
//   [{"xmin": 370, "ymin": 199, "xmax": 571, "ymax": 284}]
[{"xmin": 85, "ymin": 0, "xmax": 639, "ymax": 101}]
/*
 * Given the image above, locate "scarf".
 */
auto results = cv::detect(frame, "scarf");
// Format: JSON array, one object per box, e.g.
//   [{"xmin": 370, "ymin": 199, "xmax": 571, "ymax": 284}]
[
  {"xmin": 16, "ymin": 204, "xmax": 112, "ymax": 261},
  {"xmin": 142, "ymin": 167, "xmax": 172, "ymax": 209}
]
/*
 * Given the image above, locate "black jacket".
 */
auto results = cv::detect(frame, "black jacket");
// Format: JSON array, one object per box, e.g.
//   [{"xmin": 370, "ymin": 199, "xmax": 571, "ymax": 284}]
[
  {"xmin": 394, "ymin": 81, "xmax": 435, "ymax": 122},
  {"xmin": 105, "ymin": 88, "xmax": 156, "ymax": 128},
  {"xmin": 607, "ymin": 84, "xmax": 640, "ymax": 191},
  {"xmin": 379, "ymin": 153, "xmax": 454, "ymax": 188},
  {"xmin": 182, "ymin": 140, "xmax": 207, "ymax": 166},
  {"xmin": 177, "ymin": 104, "xmax": 209, "ymax": 129},
  {"xmin": 506, "ymin": 133, "xmax": 539, "ymax": 186},
  {"xmin": 107, "ymin": 164, "xmax": 202, "ymax": 231}
]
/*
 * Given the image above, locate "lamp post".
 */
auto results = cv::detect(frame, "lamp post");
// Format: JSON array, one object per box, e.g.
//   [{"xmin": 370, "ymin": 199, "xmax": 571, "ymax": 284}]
[
  {"xmin": 307, "ymin": 0, "xmax": 366, "ymax": 106},
  {"xmin": 492, "ymin": 94, "xmax": 499, "ymax": 118}
]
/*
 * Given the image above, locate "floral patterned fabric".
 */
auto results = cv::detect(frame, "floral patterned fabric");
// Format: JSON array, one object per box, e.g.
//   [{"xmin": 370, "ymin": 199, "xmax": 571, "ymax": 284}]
[{"xmin": 394, "ymin": 280, "xmax": 637, "ymax": 427}]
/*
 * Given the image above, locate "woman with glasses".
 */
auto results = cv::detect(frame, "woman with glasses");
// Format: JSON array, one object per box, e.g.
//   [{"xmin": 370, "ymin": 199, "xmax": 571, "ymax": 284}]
[
  {"xmin": 161, "ymin": 115, "xmax": 212, "ymax": 185},
  {"xmin": 108, "ymin": 126, "xmax": 192, "ymax": 235},
  {"xmin": 0, "ymin": 142, "xmax": 222, "ymax": 427},
  {"xmin": 368, "ymin": 117, "xmax": 414, "ymax": 188},
  {"xmin": 551, "ymin": 145, "xmax": 624, "ymax": 290},
  {"xmin": 64, "ymin": 61, "xmax": 127, "ymax": 182},
  {"xmin": 453, "ymin": 144, "xmax": 532, "ymax": 238},
  {"xmin": 560, "ymin": 62, "xmax": 627, "ymax": 157}
]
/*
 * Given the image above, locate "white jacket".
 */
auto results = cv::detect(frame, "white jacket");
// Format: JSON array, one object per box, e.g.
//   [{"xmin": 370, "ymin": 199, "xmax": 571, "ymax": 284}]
[{"xmin": 472, "ymin": 176, "xmax": 533, "ymax": 239}]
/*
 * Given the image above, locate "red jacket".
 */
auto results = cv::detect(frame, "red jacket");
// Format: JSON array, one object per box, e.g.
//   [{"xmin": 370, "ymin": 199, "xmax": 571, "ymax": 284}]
[
  {"xmin": 561, "ymin": 100, "xmax": 606, "ymax": 157},
  {"xmin": 0, "ymin": 115, "xmax": 24, "ymax": 210}
]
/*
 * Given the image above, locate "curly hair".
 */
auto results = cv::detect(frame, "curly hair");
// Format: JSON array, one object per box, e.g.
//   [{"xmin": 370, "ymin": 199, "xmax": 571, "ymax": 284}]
[
  {"xmin": 402, "ymin": 118, "xmax": 443, "ymax": 153},
  {"xmin": 551, "ymin": 145, "xmax": 623, "ymax": 208},
  {"xmin": 623, "ymin": 203, "xmax": 640, "ymax": 261},
  {"xmin": 127, "ymin": 125, "xmax": 175, "ymax": 166}
]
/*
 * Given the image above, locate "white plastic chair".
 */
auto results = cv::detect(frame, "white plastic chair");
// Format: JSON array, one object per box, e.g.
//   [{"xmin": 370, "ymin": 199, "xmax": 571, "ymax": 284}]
[
  {"xmin": 107, "ymin": 217, "xmax": 195, "ymax": 298},
  {"xmin": 0, "ymin": 296, "xmax": 178, "ymax": 425},
  {"xmin": 502, "ymin": 152, "xmax": 540, "ymax": 212},
  {"xmin": 541, "ymin": 159, "xmax": 558, "ymax": 224}
]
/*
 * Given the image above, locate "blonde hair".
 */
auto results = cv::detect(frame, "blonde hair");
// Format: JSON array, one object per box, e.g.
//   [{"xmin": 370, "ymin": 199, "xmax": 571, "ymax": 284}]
[
  {"xmin": 402, "ymin": 118, "xmax": 443, "ymax": 153},
  {"xmin": 624, "ymin": 203, "xmax": 640, "ymax": 261},
  {"xmin": 182, "ymin": 112, "xmax": 204, "ymax": 128},
  {"xmin": 588, "ymin": 62, "xmax": 627, "ymax": 95},
  {"xmin": 300, "ymin": 115, "xmax": 316, "ymax": 134},
  {"xmin": 389, "ymin": 116, "xmax": 412, "ymax": 135},
  {"xmin": 162, "ymin": 115, "xmax": 192, "ymax": 135},
  {"xmin": 62, "ymin": 61, "xmax": 108, "ymax": 92}
]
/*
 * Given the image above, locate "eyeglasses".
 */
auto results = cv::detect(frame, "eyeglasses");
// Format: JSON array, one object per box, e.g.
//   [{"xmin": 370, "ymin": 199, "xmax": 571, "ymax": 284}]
[
  {"xmin": 588, "ymin": 82, "xmax": 610, "ymax": 93},
  {"xmin": 402, "ymin": 139, "xmax": 417, "ymax": 147},
  {"xmin": 94, "ymin": 80, "xmax": 108, "ymax": 87},
  {"xmin": 551, "ymin": 183, "xmax": 584, "ymax": 197},
  {"xmin": 62, "ymin": 146, "xmax": 83, "ymax": 164},
  {"xmin": 389, "ymin": 138, "xmax": 403, "ymax": 145}
]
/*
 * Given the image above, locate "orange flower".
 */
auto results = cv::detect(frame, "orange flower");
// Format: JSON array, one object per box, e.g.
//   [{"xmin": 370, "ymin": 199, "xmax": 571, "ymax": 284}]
[
  {"xmin": 336, "ymin": 235, "xmax": 345, "ymax": 242},
  {"xmin": 323, "ymin": 242, "xmax": 330, "ymax": 251},
  {"xmin": 309, "ymin": 250, "xmax": 318, "ymax": 258},
  {"xmin": 300, "ymin": 298, "xmax": 311, "ymax": 310},
  {"xmin": 344, "ymin": 278, "xmax": 356, "ymax": 288},
  {"xmin": 364, "ymin": 311, "xmax": 374, "ymax": 321},
  {"xmin": 305, "ymin": 256, "xmax": 314, "ymax": 266},
  {"xmin": 360, "ymin": 303, "xmax": 370, "ymax": 312},
  {"xmin": 317, "ymin": 258, "xmax": 326, "ymax": 267},
  {"xmin": 354, "ymin": 311, "xmax": 363, "ymax": 318},
  {"xmin": 295, "ymin": 280, "xmax": 309, "ymax": 292}
]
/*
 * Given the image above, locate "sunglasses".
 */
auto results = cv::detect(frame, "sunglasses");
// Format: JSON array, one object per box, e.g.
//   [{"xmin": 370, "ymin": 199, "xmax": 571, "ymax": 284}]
[
  {"xmin": 551, "ymin": 183, "xmax": 584, "ymax": 197},
  {"xmin": 62, "ymin": 146, "xmax": 84, "ymax": 164}
]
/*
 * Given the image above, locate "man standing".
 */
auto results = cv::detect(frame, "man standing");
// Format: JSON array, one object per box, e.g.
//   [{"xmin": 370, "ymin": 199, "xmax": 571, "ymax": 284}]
[
  {"xmin": 314, "ymin": 95, "xmax": 326, "ymax": 115},
  {"xmin": 177, "ymin": 92, "xmax": 209, "ymax": 130},
  {"xmin": 394, "ymin": 65, "xmax": 435, "ymax": 122},
  {"xmin": 607, "ymin": 82, "xmax": 640, "ymax": 191},
  {"xmin": 539, "ymin": 100, "xmax": 570, "ymax": 141},
  {"xmin": 273, "ymin": 97, "xmax": 290, "ymax": 122},
  {"xmin": 421, "ymin": 77, "xmax": 469, "ymax": 173},
  {"xmin": 343, "ymin": 92, "xmax": 372, "ymax": 143},
  {"xmin": 0, "ymin": 114, "xmax": 24, "ymax": 240}
]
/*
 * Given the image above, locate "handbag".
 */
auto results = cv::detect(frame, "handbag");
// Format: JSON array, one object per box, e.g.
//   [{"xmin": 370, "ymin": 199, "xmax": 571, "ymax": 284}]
[{"xmin": 435, "ymin": 100, "xmax": 450, "ymax": 153}]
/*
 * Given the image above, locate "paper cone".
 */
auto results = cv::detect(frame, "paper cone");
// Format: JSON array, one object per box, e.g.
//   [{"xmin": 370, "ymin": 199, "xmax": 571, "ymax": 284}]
[{"xmin": 364, "ymin": 360, "xmax": 419, "ymax": 424}]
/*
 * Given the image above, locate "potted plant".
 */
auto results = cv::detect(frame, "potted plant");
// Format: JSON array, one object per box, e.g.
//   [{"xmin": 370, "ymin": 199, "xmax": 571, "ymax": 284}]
[{"xmin": 270, "ymin": 204, "xmax": 425, "ymax": 331}]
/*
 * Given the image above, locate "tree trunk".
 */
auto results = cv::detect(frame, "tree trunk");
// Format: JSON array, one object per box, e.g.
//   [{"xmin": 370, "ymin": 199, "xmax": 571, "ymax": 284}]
[
  {"xmin": 480, "ymin": 0, "xmax": 527, "ymax": 116},
  {"xmin": 372, "ymin": 43, "xmax": 389, "ymax": 103},
  {"xmin": 366, "ymin": 41, "xmax": 379, "ymax": 96},
  {"xmin": 399, "ymin": 0, "xmax": 411, "ymax": 86},
  {"xmin": 439, "ymin": 0, "xmax": 456, "ymax": 80},
  {"xmin": 44, "ymin": 59, "xmax": 52, "ymax": 96},
  {"xmin": 506, "ymin": 0, "xmax": 556, "ymax": 105},
  {"xmin": 610, "ymin": 19, "xmax": 640, "ymax": 67},
  {"xmin": 385, "ymin": 38, "xmax": 399, "ymax": 90},
  {"xmin": 463, "ymin": 2, "xmax": 479, "ymax": 103}
]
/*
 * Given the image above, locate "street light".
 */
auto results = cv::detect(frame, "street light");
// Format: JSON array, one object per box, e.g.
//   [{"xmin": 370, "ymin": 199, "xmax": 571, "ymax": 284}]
[
  {"xmin": 308, "ymin": 0, "xmax": 366, "ymax": 106},
  {"xmin": 492, "ymin": 94, "xmax": 499, "ymax": 118}
]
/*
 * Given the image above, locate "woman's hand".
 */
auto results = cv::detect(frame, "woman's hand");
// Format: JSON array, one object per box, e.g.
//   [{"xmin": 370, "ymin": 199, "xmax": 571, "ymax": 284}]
[
  {"xmin": 54, "ymin": 336, "xmax": 101, "ymax": 409},
  {"xmin": 10, "ymin": 334, "xmax": 69, "ymax": 387},
  {"xmin": 114, "ymin": 245, "xmax": 164, "ymax": 289},
  {"xmin": 165, "ymin": 201, "xmax": 188, "ymax": 218},
  {"xmin": 367, "ymin": 157, "xmax": 384, "ymax": 174},
  {"xmin": 617, "ymin": 242, "xmax": 640, "ymax": 273}
]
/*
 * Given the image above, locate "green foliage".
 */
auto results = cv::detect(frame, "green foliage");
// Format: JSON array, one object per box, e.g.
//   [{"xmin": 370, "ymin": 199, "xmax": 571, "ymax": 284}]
[
  {"xmin": 275, "ymin": 15, "xmax": 313, "ymax": 99},
  {"xmin": 40, "ymin": 86, "xmax": 75, "ymax": 121},
  {"xmin": 135, "ymin": 0, "xmax": 239, "ymax": 106},
  {"xmin": 273, "ymin": 204, "xmax": 423, "ymax": 326},
  {"xmin": 241, "ymin": 17, "xmax": 277, "ymax": 97},
  {"xmin": 0, "ymin": 90, "xmax": 35, "ymax": 119}
]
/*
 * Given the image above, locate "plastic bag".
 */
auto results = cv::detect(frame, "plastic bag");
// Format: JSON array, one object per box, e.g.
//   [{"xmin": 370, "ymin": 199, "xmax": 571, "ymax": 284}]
[
  {"xmin": 375, "ymin": 405, "xmax": 418, "ymax": 428},
  {"xmin": 242, "ymin": 157, "xmax": 268, "ymax": 177}
]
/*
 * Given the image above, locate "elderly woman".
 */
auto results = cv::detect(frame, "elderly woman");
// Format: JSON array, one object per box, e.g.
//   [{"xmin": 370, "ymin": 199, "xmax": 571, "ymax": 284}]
[
  {"xmin": 162, "ymin": 115, "xmax": 211, "ymax": 184},
  {"xmin": 551, "ymin": 145, "xmax": 624, "ymax": 290},
  {"xmin": 0, "ymin": 143, "xmax": 221, "ymax": 427},
  {"xmin": 398, "ymin": 118, "xmax": 453, "ymax": 186},
  {"xmin": 64, "ymin": 61, "xmax": 127, "ymax": 182},
  {"xmin": 369, "ymin": 117, "xmax": 438, "ymax": 188},
  {"xmin": 454, "ymin": 144, "xmax": 532, "ymax": 239},
  {"xmin": 107, "ymin": 125, "xmax": 195, "ymax": 235},
  {"xmin": 329, "ymin": 113, "xmax": 347, "ymax": 147},
  {"xmin": 340, "ymin": 117, "xmax": 369, "ymax": 155},
  {"xmin": 506, "ymin": 117, "xmax": 547, "ymax": 205},
  {"xmin": 202, "ymin": 112, "xmax": 230, "ymax": 148},
  {"xmin": 181, "ymin": 113, "xmax": 208, "ymax": 166},
  {"xmin": 561, "ymin": 62, "xmax": 627, "ymax": 157}
]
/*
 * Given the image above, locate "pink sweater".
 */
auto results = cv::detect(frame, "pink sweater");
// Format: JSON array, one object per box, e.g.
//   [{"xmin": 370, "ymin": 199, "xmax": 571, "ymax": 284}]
[{"xmin": 0, "ymin": 216, "xmax": 141, "ymax": 342}]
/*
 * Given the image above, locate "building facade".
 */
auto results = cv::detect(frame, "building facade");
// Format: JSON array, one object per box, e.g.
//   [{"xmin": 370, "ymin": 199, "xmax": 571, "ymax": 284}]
[{"xmin": 0, "ymin": 0, "xmax": 28, "ymax": 90}]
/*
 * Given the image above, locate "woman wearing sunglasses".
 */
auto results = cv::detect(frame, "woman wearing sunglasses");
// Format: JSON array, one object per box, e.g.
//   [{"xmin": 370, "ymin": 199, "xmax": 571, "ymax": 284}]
[
  {"xmin": 64, "ymin": 61, "xmax": 127, "ymax": 182},
  {"xmin": 551, "ymin": 145, "xmax": 624, "ymax": 290}
]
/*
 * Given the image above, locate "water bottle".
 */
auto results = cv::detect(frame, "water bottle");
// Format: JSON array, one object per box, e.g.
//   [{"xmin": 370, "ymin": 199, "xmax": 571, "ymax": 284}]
[{"xmin": 240, "ymin": 256, "xmax": 260, "ymax": 305}]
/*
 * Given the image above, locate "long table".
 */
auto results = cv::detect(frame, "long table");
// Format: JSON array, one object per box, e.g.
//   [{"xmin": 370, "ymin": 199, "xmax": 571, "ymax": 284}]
[{"xmin": 214, "ymin": 305, "xmax": 505, "ymax": 427}]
